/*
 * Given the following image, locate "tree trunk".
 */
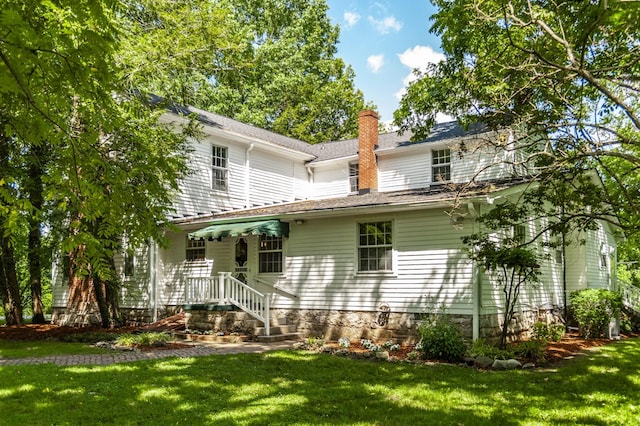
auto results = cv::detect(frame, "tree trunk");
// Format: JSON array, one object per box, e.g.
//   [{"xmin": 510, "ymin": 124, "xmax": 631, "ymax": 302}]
[
  {"xmin": 92, "ymin": 256, "xmax": 122, "ymax": 328},
  {"xmin": 0, "ymin": 235, "xmax": 24, "ymax": 325},
  {"xmin": 62, "ymin": 246, "xmax": 102, "ymax": 326},
  {"xmin": 27, "ymin": 146, "xmax": 46, "ymax": 323},
  {"xmin": 0, "ymin": 121, "xmax": 23, "ymax": 325}
]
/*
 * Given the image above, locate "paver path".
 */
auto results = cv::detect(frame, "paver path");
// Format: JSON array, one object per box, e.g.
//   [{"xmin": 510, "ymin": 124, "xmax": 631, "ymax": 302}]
[{"xmin": 0, "ymin": 341, "xmax": 297, "ymax": 367}]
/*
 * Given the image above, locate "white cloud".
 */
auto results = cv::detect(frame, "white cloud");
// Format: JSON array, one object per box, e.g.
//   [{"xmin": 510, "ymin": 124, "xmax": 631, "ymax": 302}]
[
  {"xmin": 367, "ymin": 54, "xmax": 384, "ymax": 73},
  {"xmin": 367, "ymin": 15, "xmax": 403, "ymax": 34},
  {"xmin": 395, "ymin": 45, "xmax": 445, "ymax": 99},
  {"xmin": 343, "ymin": 11, "xmax": 360, "ymax": 27},
  {"xmin": 394, "ymin": 45, "xmax": 452, "ymax": 123}
]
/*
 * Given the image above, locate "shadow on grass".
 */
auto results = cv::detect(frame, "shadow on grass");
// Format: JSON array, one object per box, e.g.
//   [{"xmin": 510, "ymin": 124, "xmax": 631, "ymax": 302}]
[{"xmin": 0, "ymin": 339, "xmax": 638, "ymax": 425}]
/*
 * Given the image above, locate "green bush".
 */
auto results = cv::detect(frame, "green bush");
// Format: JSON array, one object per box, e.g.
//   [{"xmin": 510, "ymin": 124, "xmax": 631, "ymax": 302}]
[
  {"xmin": 512, "ymin": 339, "xmax": 546, "ymax": 363},
  {"xmin": 60, "ymin": 332, "xmax": 119, "ymax": 343},
  {"xmin": 532, "ymin": 321, "xmax": 565, "ymax": 342},
  {"xmin": 467, "ymin": 338, "xmax": 513, "ymax": 360},
  {"xmin": 570, "ymin": 289, "xmax": 622, "ymax": 338},
  {"xmin": 115, "ymin": 332, "xmax": 171, "ymax": 347},
  {"xmin": 418, "ymin": 316, "xmax": 466, "ymax": 363}
]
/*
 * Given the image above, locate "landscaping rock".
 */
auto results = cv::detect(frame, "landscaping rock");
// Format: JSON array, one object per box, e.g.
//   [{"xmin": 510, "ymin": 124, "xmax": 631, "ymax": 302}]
[
  {"xmin": 492, "ymin": 359, "xmax": 522, "ymax": 370},
  {"xmin": 474, "ymin": 356, "xmax": 494, "ymax": 369},
  {"xmin": 375, "ymin": 351, "xmax": 390, "ymax": 360},
  {"xmin": 522, "ymin": 362, "xmax": 536, "ymax": 369},
  {"xmin": 463, "ymin": 356, "xmax": 475, "ymax": 367}
]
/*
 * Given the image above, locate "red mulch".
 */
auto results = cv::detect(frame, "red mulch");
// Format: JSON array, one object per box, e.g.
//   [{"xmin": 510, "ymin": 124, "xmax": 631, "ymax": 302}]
[
  {"xmin": 1, "ymin": 323, "xmax": 634, "ymax": 361},
  {"xmin": 0, "ymin": 324, "xmax": 138, "ymax": 341},
  {"xmin": 320, "ymin": 332, "xmax": 634, "ymax": 365}
]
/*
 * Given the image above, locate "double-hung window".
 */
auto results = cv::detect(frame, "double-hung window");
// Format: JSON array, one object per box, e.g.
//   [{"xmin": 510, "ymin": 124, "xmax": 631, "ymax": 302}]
[
  {"xmin": 212, "ymin": 145, "xmax": 228, "ymax": 191},
  {"xmin": 259, "ymin": 235, "xmax": 283, "ymax": 273},
  {"xmin": 349, "ymin": 163, "xmax": 359, "ymax": 193},
  {"xmin": 512, "ymin": 224, "xmax": 526, "ymax": 245},
  {"xmin": 432, "ymin": 148, "xmax": 451, "ymax": 182},
  {"xmin": 358, "ymin": 221, "xmax": 393, "ymax": 272},
  {"xmin": 124, "ymin": 252, "xmax": 135, "ymax": 278},
  {"xmin": 186, "ymin": 238, "xmax": 206, "ymax": 262}
]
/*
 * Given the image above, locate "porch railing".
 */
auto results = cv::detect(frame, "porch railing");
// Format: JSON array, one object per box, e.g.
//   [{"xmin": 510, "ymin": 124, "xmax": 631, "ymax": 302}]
[
  {"xmin": 184, "ymin": 272, "xmax": 272, "ymax": 335},
  {"xmin": 619, "ymin": 280, "xmax": 640, "ymax": 314}
]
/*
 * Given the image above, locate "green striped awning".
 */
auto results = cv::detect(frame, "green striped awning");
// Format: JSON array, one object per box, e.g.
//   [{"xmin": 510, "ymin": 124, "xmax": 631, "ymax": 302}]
[{"xmin": 188, "ymin": 220, "xmax": 289, "ymax": 240}]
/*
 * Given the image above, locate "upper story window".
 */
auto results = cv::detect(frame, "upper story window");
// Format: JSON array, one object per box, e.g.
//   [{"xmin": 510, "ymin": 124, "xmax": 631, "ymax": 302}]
[
  {"xmin": 432, "ymin": 148, "xmax": 451, "ymax": 183},
  {"xmin": 358, "ymin": 221, "xmax": 393, "ymax": 272},
  {"xmin": 512, "ymin": 224, "xmax": 526, "ymax": 245},
  {"xmin": 259, "ymin": 235, "xmax": 283, "ymax": 273},
  {"xmin": 212, "ymin": 145, "xmax": 228, "ymax": 191},
  {"xmin": 186, "ymin": 238, "xmax": 206, "ymax": 262},
  {"xmin": 124, "ymin": 252, "xmax": 135, "ymax": 278},
  {"xmin": 349, "ymin": 162, "xmax": 359, "ymax": 193}
]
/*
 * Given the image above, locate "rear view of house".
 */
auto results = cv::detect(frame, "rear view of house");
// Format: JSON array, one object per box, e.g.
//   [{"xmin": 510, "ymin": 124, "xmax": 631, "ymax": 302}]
[{"xmin": 51, "ymin": 108, "xmax": 618, "ymax": 343}]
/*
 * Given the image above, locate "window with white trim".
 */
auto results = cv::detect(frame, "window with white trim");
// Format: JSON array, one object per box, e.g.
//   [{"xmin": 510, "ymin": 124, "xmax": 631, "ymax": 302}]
[
  {"xmin": 512, "ymin": 224, "xmax": 526, "ymax": 245},
  {"xmin": 349, "ymin": 162, "xmax": 359, "ymax": 193},
  {"xmin": 358, "ymin": 221, "xmax": 393, "ymax": 272},
  {"xmin": 432, "ymin": 148, "xmax": 451, "ymax": 182},
  {"xmin": 124, "ymin": 252, "xmax": 135, "ymax": 278},
  {"xmin": 186, "ymin": 238, "xmax": 206, "ymax": 262},
  {"xmin": 259, "ymin": 235, "xmax": 283, "ymax": 273},
  {"xmin": 212, "ymin": 145, "xmax": 228, "ymax": 191}
]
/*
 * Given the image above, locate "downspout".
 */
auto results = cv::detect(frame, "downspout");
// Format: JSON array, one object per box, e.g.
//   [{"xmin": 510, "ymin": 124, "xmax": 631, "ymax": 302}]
[
  {"xmin": 150, "ymin": 239, "xmax": 158, "ymax": 322},
  {"xmin": 306, "ymin": 165, "xmax": 314, "ymax": 199},
  {"xmin": 245, "ymin": 143, "xmax": 254, "ymax": 208},
  {"xmin": 468, "ymin": 202, "xmax": 481, "ymax": 340}
]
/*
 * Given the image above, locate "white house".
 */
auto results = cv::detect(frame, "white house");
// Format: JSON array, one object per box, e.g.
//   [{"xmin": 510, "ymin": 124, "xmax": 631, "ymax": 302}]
[{"xmin": 51, "ymin": 108, "xmax": 618, "ymax": 342}]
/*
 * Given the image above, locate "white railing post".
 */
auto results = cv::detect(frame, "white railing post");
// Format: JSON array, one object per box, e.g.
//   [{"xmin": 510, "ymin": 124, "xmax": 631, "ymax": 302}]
[
  {"xmin": 264, "ymin": 293, "xmax": 271, "ymax": 336},
  {"xmin": 219, "ymin": 272, "xmax": 227, "ymax": 303}
]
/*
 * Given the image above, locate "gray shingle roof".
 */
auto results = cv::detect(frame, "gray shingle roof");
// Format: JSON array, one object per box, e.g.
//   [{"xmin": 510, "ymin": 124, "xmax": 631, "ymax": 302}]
[
  {"xmin": 165, "ymin": 103, "xmax": 318, "ymax": 156},
  {"xmin": 308, "ymin": 121, "xmax": 489, "ymax": 163},
  {"xmin": 160, "ymin": 95, "xmax": 490, "ymax": 163},
  {"xmin": 173, "ymin": 178, "xmax": 526, "ymax": 225}
]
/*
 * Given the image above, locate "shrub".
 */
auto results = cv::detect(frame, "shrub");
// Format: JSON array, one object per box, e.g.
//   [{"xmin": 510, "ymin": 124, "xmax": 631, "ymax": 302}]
[
  {"xmin": 338, "ymin": 337, "xmax": 351, "ymax": 348},
  {"xmin": 60, "ymin": 332, "xmax": 118, "ymax": 343},
  {"xmin": 418, "ymin": 316, "xmax": 466, "ymax": 363},
  {"xmin": 467, "ymin": 338, "xmax": 513, "ymax": 360},
  {"xmin": 532, "ymin": 322, "xmax": 565, "ymax": 342},
  {"xmin": 115, "ymin": 332, "xmax": 171, "ymax": 347},
  {"xmin": 570, "ymin": 289, "xmax": 623, "ymax": 338},
  {"xmin": 512, "ymin": 339, "xmax": 546, "ymax": 363}
]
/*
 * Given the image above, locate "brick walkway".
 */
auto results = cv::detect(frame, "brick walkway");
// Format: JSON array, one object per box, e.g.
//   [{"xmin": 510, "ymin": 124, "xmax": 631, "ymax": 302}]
[{"xmin": 0, "ymin": 341, "xmax": 297, "ymax": 367}]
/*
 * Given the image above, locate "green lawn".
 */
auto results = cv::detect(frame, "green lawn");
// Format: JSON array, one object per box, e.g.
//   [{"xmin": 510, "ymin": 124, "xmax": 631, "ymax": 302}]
[
  {"xmin": 0, "ymin": 340, "xmax": 111, "ymax": 358},
  {"xmin": 1, "ymin": 339, "xmax": 639, "ymax": 425}
]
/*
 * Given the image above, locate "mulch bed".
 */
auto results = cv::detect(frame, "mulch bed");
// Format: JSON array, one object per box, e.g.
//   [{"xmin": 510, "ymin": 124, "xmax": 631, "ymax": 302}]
[{"xmin": 0, "ymin": 323, "xmax": 634, "ymax": 361}]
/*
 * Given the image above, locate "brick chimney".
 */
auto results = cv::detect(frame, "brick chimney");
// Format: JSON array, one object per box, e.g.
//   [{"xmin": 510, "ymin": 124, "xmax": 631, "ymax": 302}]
[{"xmin": 358, "ymin": 110, "xmax": 379, "ymax": 194}]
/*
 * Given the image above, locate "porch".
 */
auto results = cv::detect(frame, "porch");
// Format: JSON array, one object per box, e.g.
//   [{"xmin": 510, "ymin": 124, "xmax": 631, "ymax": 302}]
[{"xmin": 183, "ymin": 272, "xmax": 299, "ymax": 339}]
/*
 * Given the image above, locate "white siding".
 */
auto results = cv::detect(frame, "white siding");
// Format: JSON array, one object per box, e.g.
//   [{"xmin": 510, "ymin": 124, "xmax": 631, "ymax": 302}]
[
  {"xmin": 276, "ymin": 209, "xmax": 474, "ymax": 315},
  {"xmin": 172, "ymin": 136, "xmax": 310, "ymax": 217},
  {"xmin": 310, "ymin": 163, "xmax": 351, "ymax": 199},
  {"xmin": 249, "ymin": 148, "xmax": 304, "ymax": 205},
  {"xmin": 378, "ymin": 152, "xmax": 430, "ymax": 191}
]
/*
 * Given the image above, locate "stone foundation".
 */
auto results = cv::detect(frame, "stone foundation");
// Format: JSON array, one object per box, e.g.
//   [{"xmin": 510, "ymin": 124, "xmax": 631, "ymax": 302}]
[
  {"xmin": 479, "ymin": 308, "xmax": 565, "ymax": 344},
  {"xmin": 52, "ymin": 303, "xmax": 564, "ymax": 345}
]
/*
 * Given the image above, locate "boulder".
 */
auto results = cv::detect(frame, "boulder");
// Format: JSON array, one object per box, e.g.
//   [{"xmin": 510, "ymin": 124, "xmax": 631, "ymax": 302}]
[{"xmin": 492, "ymin": 359, "xmax": 522, "ymax": 370}]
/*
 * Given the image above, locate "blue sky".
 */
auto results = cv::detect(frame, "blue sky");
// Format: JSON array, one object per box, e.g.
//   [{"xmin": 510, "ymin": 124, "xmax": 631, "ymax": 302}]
[{"xmin": 325, "ymin": 1, "xmax": 444, "ymax": 125}]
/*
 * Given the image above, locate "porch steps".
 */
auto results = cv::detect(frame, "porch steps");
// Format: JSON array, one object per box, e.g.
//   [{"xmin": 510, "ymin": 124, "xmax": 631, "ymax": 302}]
[
  {"xmin": 256, "ymin": 332, "xmax": 305, "ymax": 343},
  {"xmin": 185, "ymin": 309, "xmax": 303, "ymax": 342}
]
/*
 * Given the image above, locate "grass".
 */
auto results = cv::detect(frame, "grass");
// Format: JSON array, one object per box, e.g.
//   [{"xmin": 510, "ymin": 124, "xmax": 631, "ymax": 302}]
[
  {"xmin": 0, "ymin": 339, "xmax": 639, "ymax": 425},
  {"xmin": 0, "ymin": 340, "xmax": 111, "ymax": 359}
]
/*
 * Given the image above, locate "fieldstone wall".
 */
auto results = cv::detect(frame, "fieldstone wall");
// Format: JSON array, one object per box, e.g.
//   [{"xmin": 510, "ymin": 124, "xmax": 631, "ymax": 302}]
[
  {"xmin": 184, "ymin": 309, "xmax": 257, "ymax": 334},
  {"xmin": 479, "ymin": 309, "xmax": 565, "ymax": 344}
]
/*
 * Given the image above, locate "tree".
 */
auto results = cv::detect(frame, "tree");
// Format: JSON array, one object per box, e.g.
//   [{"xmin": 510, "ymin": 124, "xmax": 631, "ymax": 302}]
[
  {"xmin": 463, "ymin": 231, "xmax": 541, "ymax": 348},
  {"xmin": 1, "ymin": 0, "xmax": 192, "ymax": 326},
  {"xmin": 394, "ymin": 0, "xmax": 640, "ymax": 240},
  {"xmin": 120, "ymin": 0, "xmax": 373, "ymax": 143}
]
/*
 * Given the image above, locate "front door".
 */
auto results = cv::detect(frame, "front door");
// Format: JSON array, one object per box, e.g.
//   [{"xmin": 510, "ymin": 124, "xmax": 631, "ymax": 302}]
[{"xmin": 232, "ymin": 236, "xmax": 254, "ymax": 283}]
